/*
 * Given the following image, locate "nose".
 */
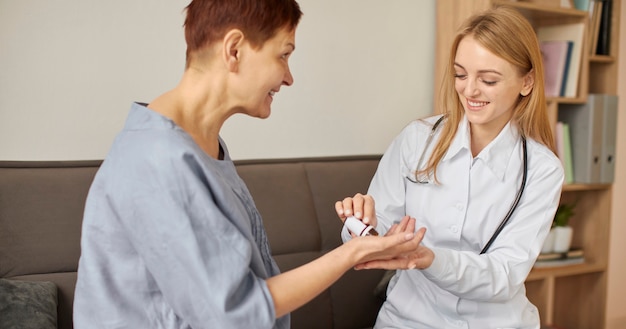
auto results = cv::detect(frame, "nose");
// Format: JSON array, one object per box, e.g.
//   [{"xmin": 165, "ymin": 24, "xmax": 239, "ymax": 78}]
[
  {"xmin": 283, "ymin": 67, "xmax": 294, "ymax": 86},
  {"xmin": 464, "ymin": 78, "xmax": 479, "ymax": 97}
]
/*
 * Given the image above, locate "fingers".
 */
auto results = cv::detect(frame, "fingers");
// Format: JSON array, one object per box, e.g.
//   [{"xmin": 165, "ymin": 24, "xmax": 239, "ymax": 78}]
[
  {"xmin": 355, "ymin": 258, "xmax": 415, "ymax": 271},
  {"xmin": 335, "ymin": 193, "xmax": 376, "ymax": 226},
  {"xmin": 386, "ymin": 216, "xmax": 416, "ymax": 236},
  {"xmin": 334, "ymin": 200, "xmax": 348, "ymax": 221},
  {"xmin": 361, "ymin": 196, "xmax": 375, "ymax": 225},
  {"xmin": 385, "ymin": 226, "xmax": 427, "ymax": 258},
  {"xmin": 414, "ymin": 226, "xmax": 426, "ymax": 242},
  {"xmin": 357, "ymin": 227, "xmax": 430, "ymax": 271}
]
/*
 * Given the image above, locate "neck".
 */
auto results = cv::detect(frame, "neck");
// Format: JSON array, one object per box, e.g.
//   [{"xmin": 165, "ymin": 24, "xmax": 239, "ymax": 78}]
[
  {"xmin": 468, "ymin": 112, "xmax": 513, "ymax": 157},
  {"xmin": 148, "ymin": 71, "xmax": 232, "ymax": 159},
  {"xmin": 469, "ymin": 122, "xmax": 507, "ymax": 157}
]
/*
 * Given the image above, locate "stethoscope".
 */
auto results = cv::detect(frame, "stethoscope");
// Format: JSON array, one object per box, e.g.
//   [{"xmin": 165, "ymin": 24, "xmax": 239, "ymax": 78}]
[{"xmin": 406, "ymin": 116, "xmax": 528, "ymax": 254}]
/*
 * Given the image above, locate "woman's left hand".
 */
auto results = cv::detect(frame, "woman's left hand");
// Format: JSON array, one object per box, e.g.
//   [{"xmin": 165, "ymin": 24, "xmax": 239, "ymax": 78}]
[{"xmin": 354, "ymin": 221, "xmax": 433, "ymax": 270}]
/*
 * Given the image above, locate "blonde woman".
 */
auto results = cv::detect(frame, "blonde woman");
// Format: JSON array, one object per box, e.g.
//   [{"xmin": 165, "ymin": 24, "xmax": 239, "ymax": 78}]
[{"xmin": 336, "ymin": 7, "xmax": 564, "ymax": 328}]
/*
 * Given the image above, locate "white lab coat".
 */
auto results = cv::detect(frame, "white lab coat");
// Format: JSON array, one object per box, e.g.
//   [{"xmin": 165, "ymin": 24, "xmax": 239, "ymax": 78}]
[{"xmin": 343, "ymin": 115, "xmax": 564, "ymax": 329}]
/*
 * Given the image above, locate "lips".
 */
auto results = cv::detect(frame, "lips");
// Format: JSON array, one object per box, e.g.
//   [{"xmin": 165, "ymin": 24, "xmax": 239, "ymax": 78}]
[{"xmin": 466, "ymin": 99, "xmax": 489, "ymax": 110}]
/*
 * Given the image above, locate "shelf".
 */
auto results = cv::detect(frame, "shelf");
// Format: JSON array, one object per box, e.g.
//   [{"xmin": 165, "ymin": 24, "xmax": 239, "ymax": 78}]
[
  {"xmin": 590, "ymin": 55, "xmax": 617, "ymax": 63},
  {"xmin": 493, "ymin": 0, "xmax": 588, "ymax": 17},
  {"xmin": 527, "ymin": 262, "xmax": 606, "ymax": 281},
  {"xmin": 547, "ymin": 97, "xmax": 587, "ymax": 104},
  {"xmin": 562, "ymin": 183, "xmax": 611, "ymax": 192}
]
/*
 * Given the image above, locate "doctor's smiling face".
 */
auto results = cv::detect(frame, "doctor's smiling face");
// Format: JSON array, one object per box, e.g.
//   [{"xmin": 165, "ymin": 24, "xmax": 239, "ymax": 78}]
[{"xmin": 453, "ymin": 34, "xmax": 534, "ymax": 135}]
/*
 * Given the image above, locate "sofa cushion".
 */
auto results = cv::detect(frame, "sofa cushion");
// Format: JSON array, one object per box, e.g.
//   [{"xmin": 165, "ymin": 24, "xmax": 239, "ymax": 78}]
[
  {"xmin": 0, "ymin": 278, "xmax": 58, "ymax": 329},
  {"xmin": 9, "ymin": 273, "xmax": 77, "ymax": 329}
]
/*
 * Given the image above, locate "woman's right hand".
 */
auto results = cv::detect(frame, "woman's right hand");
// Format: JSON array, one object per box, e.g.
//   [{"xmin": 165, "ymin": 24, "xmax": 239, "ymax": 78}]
[
  {"xmin": 348, "ymin": 216, "xmax": 426, "ymax": 268},
  {"xmin": 335, "ymin": 193, "xmax": 378, "ymax": 228}
]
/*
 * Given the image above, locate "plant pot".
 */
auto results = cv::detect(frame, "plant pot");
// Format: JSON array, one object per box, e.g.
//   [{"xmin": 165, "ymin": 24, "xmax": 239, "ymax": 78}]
[
  {"xmin": 552, "ymin": 226, "xmax": 573, "ymax": 253},
  {"xmin": 541, "ymin": 228, "xmax": 557, "ymax": 254}
]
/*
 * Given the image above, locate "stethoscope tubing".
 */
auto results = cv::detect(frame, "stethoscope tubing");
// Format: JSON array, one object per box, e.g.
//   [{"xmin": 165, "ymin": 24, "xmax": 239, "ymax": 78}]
[
  {"xmin": 480, "ymin": 136, "xmax": 528, "ymax": 254},
  {"xmin": 408, "ymin": 115, "xmax": 529, "ymax": 254}
]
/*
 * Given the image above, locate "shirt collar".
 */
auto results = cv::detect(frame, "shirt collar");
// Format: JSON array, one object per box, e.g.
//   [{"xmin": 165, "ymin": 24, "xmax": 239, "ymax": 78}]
[
  {"xmin": 443, "ymin": 115, "xmax": 520, "ymax": 181},
  {"xmin": 444, "ymin": 116, "xmax": 470, "ymax": 162}
]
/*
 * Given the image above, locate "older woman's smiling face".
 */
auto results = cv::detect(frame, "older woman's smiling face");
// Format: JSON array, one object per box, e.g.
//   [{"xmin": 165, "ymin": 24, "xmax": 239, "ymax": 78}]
[{"xmin": 234, "ymin": 27, "xmax": 296, "ymax": 119}]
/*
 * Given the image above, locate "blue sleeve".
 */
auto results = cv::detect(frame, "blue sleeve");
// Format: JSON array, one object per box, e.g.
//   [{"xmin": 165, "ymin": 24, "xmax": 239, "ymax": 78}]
[{"xmin": 105, "ymin": 146, "xmax": 277, "ymax": 328}]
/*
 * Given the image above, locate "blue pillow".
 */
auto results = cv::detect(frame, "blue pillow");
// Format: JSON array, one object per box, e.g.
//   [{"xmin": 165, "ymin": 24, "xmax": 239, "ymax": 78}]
[{"xmin": 0, "ymin": 278, "xmax": 58, "ymax": 329}]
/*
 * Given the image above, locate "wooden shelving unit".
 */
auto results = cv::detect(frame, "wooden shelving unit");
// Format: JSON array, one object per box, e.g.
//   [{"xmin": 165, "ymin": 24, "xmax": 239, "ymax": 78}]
[{"xmin": 435, "ymin": 1, "xmax": 620, "ymax": 328}]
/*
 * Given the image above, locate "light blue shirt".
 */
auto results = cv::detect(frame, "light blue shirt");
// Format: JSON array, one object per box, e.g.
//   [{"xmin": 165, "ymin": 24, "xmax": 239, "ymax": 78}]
[
  {"xmin": 343, "ymin": 115, "xmax": 564, "ymax": 329},
  {"xmin": 74, "ymin": 103, "xmax": 288, "ymax": 329}
]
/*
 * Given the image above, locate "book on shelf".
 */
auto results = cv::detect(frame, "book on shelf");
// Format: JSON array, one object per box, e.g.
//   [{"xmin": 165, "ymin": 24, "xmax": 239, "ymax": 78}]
[
  {"xmin": 537, "ymin": 23, "xmax": 585, "ymax": 98},
  {"xmin": 589, "ymin": 0, "xmax": 604, "ymax": 54},
  {"xmin": 534, "ymin": 248, "xmax": 585, "ymax": 268},
  {"xmin": 555, "ymin": 122, "xmax": 574, "ymax": 184},
  {"xmin": 540, "ymin": 40, "xmax": 572, "ymax": 97},
  {"xmin": 595, "ymin": 0, "xmax": 613, "ymax": 55},
  {"xmin": 537, "ymin": 248, "xmax": 584, "ymax": 261},
  {"xmin": 573, "ymin": 0, "xmax": 591, "ymax": 10}
]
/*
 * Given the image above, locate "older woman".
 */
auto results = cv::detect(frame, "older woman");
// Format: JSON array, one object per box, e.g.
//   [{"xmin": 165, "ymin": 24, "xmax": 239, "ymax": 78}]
[{"xmin": 73, "ymin": 1, "xmax": 424, "ymax": 328}]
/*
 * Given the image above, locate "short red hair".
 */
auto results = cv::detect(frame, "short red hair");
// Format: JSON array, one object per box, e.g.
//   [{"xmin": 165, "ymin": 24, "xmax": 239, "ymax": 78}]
[{"xmin": 184, "ymin": 0, "xmax": 302, "ymax": 62}]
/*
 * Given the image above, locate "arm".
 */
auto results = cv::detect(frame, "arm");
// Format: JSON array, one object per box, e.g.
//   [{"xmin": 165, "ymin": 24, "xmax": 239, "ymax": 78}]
[
  {"xmin": 336, "ymin": 122, "xmax": 422, "ymax": 241},
  {"xmin": 359, "ymin": 147, "xmax": 565, "ymax": 302},
  {"xmin": 419, "ymin": 159, "xmax": 564, "ymax": 301},
  {"xmin": 267, "ymin": 220, "xmax": 425, "ymax": 318},
  {"xmin": 114, "ymin": 166, "xmax": 279, "ymax": 328},
  {"xmin": 118, "ymin": 158, "xmax": 424, "ymax": 324}
]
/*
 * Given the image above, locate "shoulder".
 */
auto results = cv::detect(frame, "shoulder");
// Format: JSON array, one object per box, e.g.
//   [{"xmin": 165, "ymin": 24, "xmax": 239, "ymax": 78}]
[
  {"xmin": 379, "ymin": 115, "xmax": 445, "ymax": 169},
  {"xmin": 396, "ymin": 114, "xmax": 445, "ymax": 143},
  {"xmin": 404, "ymin": 114, "xmax": 445, "ymax": 131},
  {"xmin": 525, "ymin": 138, "xmax": 564, "ymax": 183},
  {"xmin": 526, "ymin": 138, "xmax": 560, "ymax": 166},
  {"xmin": 94, "ymin": 123, "xmax": 220, "ymax": 198}
]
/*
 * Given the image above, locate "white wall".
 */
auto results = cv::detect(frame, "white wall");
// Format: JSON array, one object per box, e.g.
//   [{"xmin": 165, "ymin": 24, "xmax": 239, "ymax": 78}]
[{"xmin": 0, "ymin": 0, "xmax": 435, "ymax": 161}]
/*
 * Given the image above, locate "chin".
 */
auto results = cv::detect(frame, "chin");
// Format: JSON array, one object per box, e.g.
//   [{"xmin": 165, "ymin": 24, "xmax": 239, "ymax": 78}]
[
  {"xmin": 464, "ymin": 111, "xmax": 490, "ymax": 126},
  {"xmin": 254, "ymin": 107, "xmax": 272, "ymax": 119}
]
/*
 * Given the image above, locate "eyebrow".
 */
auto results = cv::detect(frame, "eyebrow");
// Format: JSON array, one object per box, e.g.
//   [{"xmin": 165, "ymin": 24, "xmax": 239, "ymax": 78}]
[
  {"xmin": 454, "ymin": 63, "xmax": 503, "ymax": 76},
  {"xmin": 286, "ymin": 42, "xmax": 295, "ymax": 51}
]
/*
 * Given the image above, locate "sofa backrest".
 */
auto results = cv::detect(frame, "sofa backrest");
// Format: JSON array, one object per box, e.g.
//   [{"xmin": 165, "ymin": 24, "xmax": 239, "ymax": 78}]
[
  {"xmin": 0, "ymin": 156, "xmax": 384, "ymax": 329},
  {"xmin": 0, "ymin": 161, "xmax": 101, "ymax": 329},
  {"xmin": 236, "ymin": 156, "xmax": 385, "ymax": 329}
]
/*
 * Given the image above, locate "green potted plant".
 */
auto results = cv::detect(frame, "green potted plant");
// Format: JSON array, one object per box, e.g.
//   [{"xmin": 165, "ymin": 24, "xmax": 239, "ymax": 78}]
[
  {"xmin": 549, "ymin": 203, "xmax": 576, "ymax": 253},
  {"xmin": 553, "ymin": 203, "xmax": 575, "ymax": 227}
]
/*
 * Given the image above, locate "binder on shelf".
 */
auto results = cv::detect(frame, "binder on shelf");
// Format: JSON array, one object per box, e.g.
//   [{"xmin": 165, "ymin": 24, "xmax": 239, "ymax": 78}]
[
  {"xmin": 537, "ymin": 23, "xmax": 585, "ymax": 98},
  {"xmin": 600, "ymin": 95, "xmax": 618, "ymax": 183},
  {"xmin": 559, "ymin": 94, "xmax": 618, "ymax": 184}
]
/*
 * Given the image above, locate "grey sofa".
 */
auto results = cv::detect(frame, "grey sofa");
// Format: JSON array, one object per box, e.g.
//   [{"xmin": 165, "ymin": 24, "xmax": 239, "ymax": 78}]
[{"xmin": 0, "ymin": 156, "xmax": 387, "ymax": 329}]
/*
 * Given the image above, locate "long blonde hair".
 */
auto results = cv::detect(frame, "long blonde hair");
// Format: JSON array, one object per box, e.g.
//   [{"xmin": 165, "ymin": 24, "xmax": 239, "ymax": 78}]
[{"xmin": 422, "ymin": 6, "xmax": 555, "ymax": 181}]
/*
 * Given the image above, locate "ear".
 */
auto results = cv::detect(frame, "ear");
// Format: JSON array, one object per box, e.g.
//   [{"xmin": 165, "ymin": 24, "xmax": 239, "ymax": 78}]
[
  {"xmin": 520, "ymin": 69, "xmax": 535, "ymax": 97},
  {"xmin": 222, "ymin": 29, "xmax": 245, "ymax": 73}
]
